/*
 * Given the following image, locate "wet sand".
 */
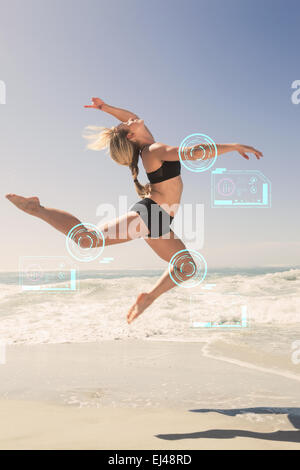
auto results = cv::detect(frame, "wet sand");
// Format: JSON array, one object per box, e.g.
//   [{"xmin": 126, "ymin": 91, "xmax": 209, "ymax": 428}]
[{"xmin": 0, "ymin": 340, "xmax": 299, "ymax": 450}]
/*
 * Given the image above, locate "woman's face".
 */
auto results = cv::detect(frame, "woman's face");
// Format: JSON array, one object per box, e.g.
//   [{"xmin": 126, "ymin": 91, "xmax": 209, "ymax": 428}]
[
  {"xmin": 118, "ymin": 118, "xmax": 145, "ymax": 141},
  {"xmin": 126, "ymin": 117, "xmax": 145, "ymax": 129}
]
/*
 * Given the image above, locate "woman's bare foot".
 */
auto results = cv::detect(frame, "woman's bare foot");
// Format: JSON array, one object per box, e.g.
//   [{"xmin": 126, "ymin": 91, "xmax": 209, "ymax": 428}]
[
  {"xmin": 5, "ymin": 194, "xmax": 41, "ymax": 215},
  {"xmin": 127, "ymin": 292, "xmax": 155, "ymax": 324}
]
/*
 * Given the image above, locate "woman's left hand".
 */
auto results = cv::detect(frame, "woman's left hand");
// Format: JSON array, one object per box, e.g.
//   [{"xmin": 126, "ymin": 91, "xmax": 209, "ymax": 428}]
[
  {"xmin": 236, "ymin": 144, "xmax": 263, "ymax": 160},
  {"xmin": 84, "ymin": 97, "xmax": 105, "ymax": 110}
]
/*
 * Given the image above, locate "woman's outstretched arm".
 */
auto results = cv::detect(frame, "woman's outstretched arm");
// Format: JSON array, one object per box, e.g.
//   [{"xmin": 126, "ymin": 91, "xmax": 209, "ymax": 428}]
[
  {"xmin": 193, "ymin": 143, "xmax": 263, "ymax": 160},
  {"xmin": 147, "ymin": 142, "xmax": 263, "ymax": 162},
  {"xmin": 84, "ymin": 97, "xmax": 139, "ymax": 122}
]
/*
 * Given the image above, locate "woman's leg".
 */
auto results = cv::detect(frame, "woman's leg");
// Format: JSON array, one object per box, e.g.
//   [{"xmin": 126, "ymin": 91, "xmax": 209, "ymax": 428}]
[
  {"xmin": 5, "ymin": 193, "xmax": 149, "ymax": 246},
  {"xmin": 127, "ymin": 231, "xmax": 196, "ymax": 323}
]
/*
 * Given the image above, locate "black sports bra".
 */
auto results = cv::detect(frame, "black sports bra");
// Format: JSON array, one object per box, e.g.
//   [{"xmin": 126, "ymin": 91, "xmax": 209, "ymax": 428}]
[
  {"xmin": 146, "ymin": 160, "xmax": 181, "ymax": 184},
  {"xmin": 140, "ymin": 145, "xmax": 181, "ymax": 184}
]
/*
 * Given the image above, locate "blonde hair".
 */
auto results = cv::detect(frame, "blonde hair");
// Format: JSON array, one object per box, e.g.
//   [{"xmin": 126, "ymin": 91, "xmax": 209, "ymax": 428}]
[{"xmin": 84, "ymin": 125, "xmax": 150, "ymax": 198}]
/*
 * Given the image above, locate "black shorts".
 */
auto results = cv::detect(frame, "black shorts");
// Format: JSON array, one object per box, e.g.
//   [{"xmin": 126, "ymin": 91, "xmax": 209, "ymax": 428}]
[{"xmin": 130, "ymin": 198, "xmax": 174, "ymax": 238}]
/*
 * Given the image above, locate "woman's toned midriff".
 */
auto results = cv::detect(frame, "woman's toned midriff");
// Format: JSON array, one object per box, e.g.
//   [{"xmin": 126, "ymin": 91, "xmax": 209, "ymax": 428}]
[{"xmin": 148, "ymin": 175, "xmax": 183, "ymax": 217}]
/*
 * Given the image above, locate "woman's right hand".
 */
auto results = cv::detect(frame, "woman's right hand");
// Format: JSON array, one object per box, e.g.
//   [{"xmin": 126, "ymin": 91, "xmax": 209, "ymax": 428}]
[
  {"xmin": 84, "ymin": 97, "xmax": 105, "ymax": 110},
  {"xmin": 236, "ymin": 144, "xmax": 263, "ymax": 160}
]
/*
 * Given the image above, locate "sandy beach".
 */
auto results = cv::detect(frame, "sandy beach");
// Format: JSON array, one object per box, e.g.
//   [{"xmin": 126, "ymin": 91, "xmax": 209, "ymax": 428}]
[{"xmin": 0, "ymin": 340, "xmax": 300, "ymax": 450}]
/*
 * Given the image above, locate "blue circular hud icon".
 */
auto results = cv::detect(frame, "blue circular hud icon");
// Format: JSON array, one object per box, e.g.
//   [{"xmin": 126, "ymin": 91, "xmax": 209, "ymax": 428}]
[
  {"xmin": 168, "ymin": 249, "xmax": 207, "ymax": 288},
  {"xmin": 179, "ymin": 133, "xmax": 217, "ymax": 173},
  {"xmin": 217, "ymin": 177, "xmax": 236, "ymax": 196},
  {"xmin": 66, "ymin": 223, "xmax": 105, "ymax": 262}
]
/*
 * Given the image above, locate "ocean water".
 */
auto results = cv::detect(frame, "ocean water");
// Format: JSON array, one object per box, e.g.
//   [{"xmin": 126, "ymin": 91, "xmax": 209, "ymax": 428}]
[{"xmin": 0, "ymin": 267, "xmax": 299, "ymax": 345}]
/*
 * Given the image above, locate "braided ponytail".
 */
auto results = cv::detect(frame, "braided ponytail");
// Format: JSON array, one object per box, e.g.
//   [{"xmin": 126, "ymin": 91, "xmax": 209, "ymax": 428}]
[{"xmin": 130, "ymin": 150, "xmax": 151, "ymax": 198}]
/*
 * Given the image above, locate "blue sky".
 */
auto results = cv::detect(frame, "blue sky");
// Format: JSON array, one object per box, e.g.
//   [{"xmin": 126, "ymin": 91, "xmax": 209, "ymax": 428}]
[{"xmin": 0, "ymin": 0, "xmax": 299, "ymax": 270}]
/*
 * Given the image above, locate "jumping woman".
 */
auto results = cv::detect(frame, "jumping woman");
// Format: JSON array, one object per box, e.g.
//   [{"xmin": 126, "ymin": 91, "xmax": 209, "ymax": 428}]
[{"xmin": 6, "ymin": 97, "xmax": 263, "ymax": 323}]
